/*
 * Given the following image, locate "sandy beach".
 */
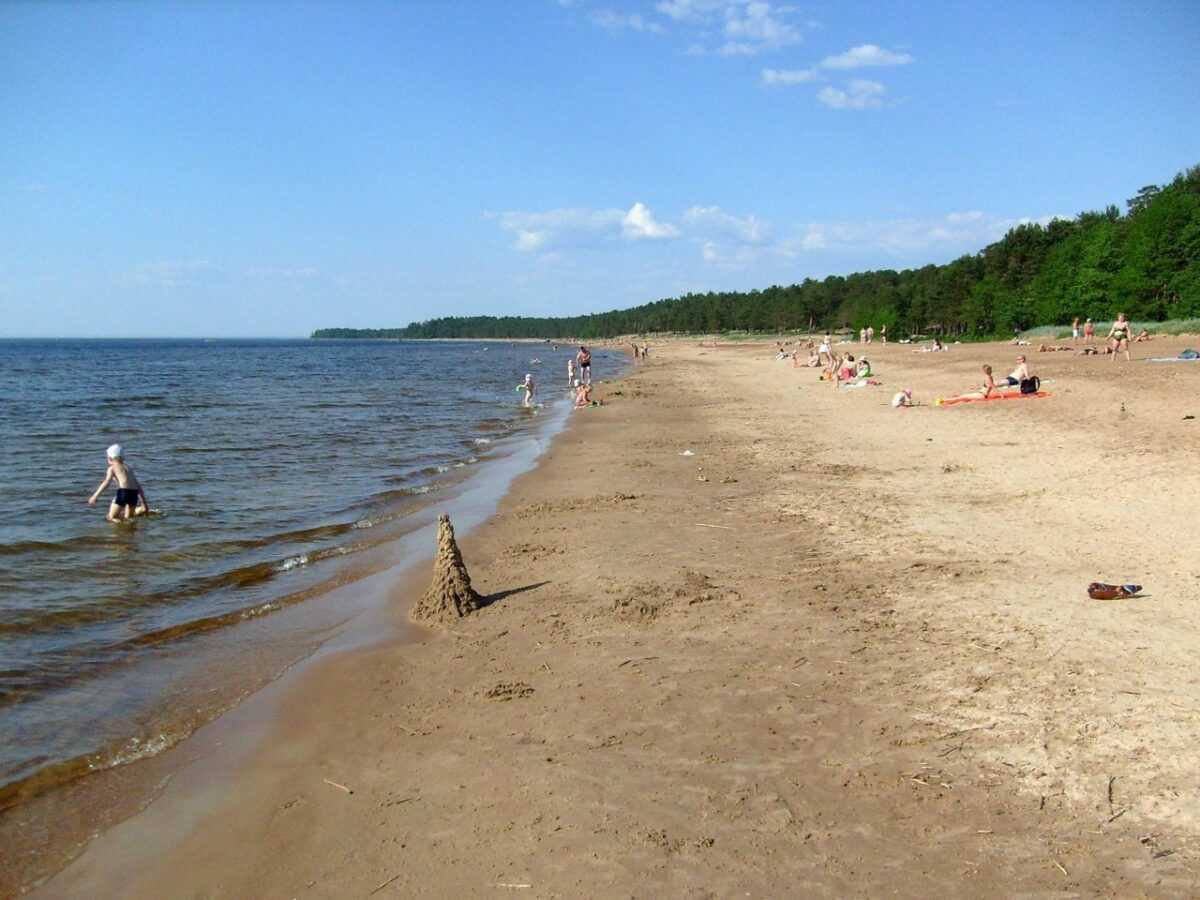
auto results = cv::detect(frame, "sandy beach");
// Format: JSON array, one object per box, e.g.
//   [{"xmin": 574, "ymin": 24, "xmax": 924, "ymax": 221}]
[{"xmin": 22, "ymin": 336, "xmax": 1200, "ymax": 898}]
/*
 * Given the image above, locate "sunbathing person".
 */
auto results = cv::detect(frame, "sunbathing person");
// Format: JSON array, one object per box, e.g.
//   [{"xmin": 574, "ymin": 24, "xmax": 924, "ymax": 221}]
[
  {"xmin": 941, "ymin": 365, "xmax": 997, "ymax": 404},
  {"xmin": 1003, "ymin": 355, "xmax": 1030, "ymax": 386},
  {"xmin": 1134, "ymin": 329, "xmax": 1152, "ymax": 342}
]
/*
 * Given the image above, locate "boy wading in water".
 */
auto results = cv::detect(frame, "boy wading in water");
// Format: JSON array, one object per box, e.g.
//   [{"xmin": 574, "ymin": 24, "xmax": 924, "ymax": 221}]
[
  {"xmin": 88, "ymin": 443, "xmax": 149, "ymax": 521},
  {"xmin": 518, "ymin": 373, "xmax": 536, "ymax": 408}
]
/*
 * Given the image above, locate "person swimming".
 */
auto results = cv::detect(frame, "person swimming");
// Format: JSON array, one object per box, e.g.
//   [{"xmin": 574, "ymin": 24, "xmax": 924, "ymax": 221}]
[{"xmin": 87, "ymin": 443, "xmax": 149, "ymax": 521}]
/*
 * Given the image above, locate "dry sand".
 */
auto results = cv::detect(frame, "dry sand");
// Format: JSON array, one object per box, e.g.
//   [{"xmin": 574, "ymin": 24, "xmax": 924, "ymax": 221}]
[{"xmin": 26, "ymin": 336, "xmax": 1200, "ymax": 898}]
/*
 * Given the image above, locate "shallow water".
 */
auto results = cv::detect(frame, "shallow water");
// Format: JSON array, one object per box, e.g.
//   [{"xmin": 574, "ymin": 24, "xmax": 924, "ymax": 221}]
[{"xmin": 0, "ymin": 338, "xmax": 617, "ymax": 806}]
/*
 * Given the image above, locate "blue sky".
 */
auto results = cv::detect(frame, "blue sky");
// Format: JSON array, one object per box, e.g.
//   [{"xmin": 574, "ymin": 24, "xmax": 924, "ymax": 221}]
[{"xmin": 2, "ymin": 0, "xmax": 1197, "ymax": 337}]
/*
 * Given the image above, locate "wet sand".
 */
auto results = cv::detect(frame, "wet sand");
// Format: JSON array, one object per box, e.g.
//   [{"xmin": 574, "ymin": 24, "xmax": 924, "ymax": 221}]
[{"xmin": 27, "ymin": 337, "xmax": 1200, "ymax": 897}]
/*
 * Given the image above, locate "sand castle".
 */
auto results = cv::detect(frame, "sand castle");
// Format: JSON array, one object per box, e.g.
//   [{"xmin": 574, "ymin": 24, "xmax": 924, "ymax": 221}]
[{"xmin": 409, "ymin": 514, "xmax": 482, "ymax": 624}]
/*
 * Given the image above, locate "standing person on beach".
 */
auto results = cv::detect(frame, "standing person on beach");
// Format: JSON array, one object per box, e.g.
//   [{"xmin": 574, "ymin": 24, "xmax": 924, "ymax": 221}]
[
  {"xmin": 1072, "ymin": 317, "xmax": 1081, "ymax": 342},
  {"xmin": 87, "ymin": 443, "xmax": 149, "ymax": 522},
  {"xmin": 881, "ymin": 324, "xmax": 887, "ymax": 344},
  {"xmin": 867, "ymin": 325, "xmax": 875, "ymax": 344},
  {"xmin": 818, "ymin": 334, "xmax": 832, "ymax": 364},
  {"xmin": 1084, "ymin": 318, "xmax": 1095, "ymax": 344},
  {"xmin": 1107, "ymin": 313, "xmax": 1133, "ymax": 362},
  {"xmin": 576, "ymin": 345, "xmax": 592, "ymax": 385}
]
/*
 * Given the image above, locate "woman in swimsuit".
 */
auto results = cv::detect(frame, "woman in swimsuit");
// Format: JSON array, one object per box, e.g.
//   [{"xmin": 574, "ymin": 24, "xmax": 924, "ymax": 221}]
[
  {"xmin": 1108, "ymin": 313, "xmax": 1132, "ymax": 361},
  {"xmin": 940, "ymin": 365, "xmax": 997, "ymax": 404},
  {"xmin": 1084, "ymin": 318, "xmax": 1095, "ymax": 344}
]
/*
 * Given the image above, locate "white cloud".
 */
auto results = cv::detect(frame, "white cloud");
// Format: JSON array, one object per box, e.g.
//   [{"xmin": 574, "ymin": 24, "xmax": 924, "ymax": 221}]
[
  {"xmin": 683, "ymin": 205, "xmax": 769, "ymax": 242},
  {"xmin": 590, "ymin": 9, "xmax": 665, "ymax": 33},
  {"xmin": 820, "ymin": 43, "xmax": 913, "ymax": 69},
  {"xmin": 817, "ymin": 79, "xmax": 886, "ymax": 110},
  {"xmin": 761, "ymin": 67, "xmax": 818, "ymax": 86},
  {"xmin": 699, "ymin": 239, "xmax": 761, "ymax": 268},
  {"xmin": 491, "ymin": 204, "xmax": 680, "ymax": 250},
  {"xmin": 490, "ymin": 207, "xmax": 626, "ymax": 252},
  {"xmin": 718, "ymin": 1, "xmax": 802, "ymax": 55},
  {"xmin": 655, "ymin": 0, "xmax": 725, "ymax": 20},
  {"xmin": 623, "ymin": 202, "xmax": 679, "ymax": 239},
  {"xmin": 776, "ymin": 211, "xmax": 1063, "ymax": 259},
  {"xmin": 128, "ymin": 258, "xmax": 215, "ymax": 289},
  {"xmin": 516, "ymin": 230, "xmax": 549, "ymax": 252}
]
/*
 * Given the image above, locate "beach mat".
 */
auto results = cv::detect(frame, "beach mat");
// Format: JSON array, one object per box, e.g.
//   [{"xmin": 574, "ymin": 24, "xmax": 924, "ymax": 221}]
[
  {"xmin": 937, "ymin": 390, "xmax": 1051, "ymax": 407},
  {"xmin": 1146, "ymin": 357, "xmax": 1200, "ymax": 363}
]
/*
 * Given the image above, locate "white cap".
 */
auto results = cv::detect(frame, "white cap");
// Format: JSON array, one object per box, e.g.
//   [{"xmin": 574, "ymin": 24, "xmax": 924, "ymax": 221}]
[
  {"xmin": 525, "ymin": 373, "xmax": 532, "ymax": 381},
  {"xmin": 107, "ymin": 443, "xmax": 123, "ymax": 460}
]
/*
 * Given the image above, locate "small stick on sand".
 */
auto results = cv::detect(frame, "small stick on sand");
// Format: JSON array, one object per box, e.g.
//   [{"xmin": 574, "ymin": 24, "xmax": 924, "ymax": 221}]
[
  {"xmin": 932, "ymin": 723, "xmax": 994, "ymax": 742},
  {"xmin": 370, "ymin": 873, "xmax": 403, "ymax": 895},
  {"xmin": 694, "ymin": 523, "xmax": 733, "ymax": 529},
  {"xmin": 496, "ymin": 884, "xmax": 532, "ymax": 889},
  {"xmin": 1108, "ymin": 807, "xmax": 1128, "ymax": 823},
  {"xmin": 1053, "ymin": 860, "xmax": 1069, "ymax": 876},
  {"xmin": 618, "ymin": 656, "xmax": 660, "ymax": 668},
  {"xmin": 323, "ymin": 778, "xmax": 353, "ymax": 794}
]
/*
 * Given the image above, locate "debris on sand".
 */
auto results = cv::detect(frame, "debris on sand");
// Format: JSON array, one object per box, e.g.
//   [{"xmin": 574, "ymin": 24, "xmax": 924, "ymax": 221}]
[{"xmin": 410, "ymin": 514, "xmax": 482, "ymax": 624}]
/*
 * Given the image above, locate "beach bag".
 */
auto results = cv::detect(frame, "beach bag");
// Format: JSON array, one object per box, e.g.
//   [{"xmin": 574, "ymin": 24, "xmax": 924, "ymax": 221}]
[
  {"xmin": 1180, "ymin": 348, "xmax": 1199, "ymax": 360},
  {"xmin": 1019, "ymin": 375, "xmax": 1040, "ymax": 395}
]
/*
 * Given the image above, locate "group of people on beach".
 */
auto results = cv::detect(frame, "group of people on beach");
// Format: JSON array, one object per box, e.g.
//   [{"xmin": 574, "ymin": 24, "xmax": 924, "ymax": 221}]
[
  {"xmin": 1028, "ymin": 313, "xmax": 1146, "ymax": 361},
  {"xmin": 519, "ymin": 345, "xmax": 596, "ymax": 410},
  {"xmin": 940, "ymin": 354, "xmax": 1037, "ymax": 404},
  {"xmin": 855, "ymin": 324, "xmax": 886, "ymax": 344},
  {"xmin": 775, "ymin": 336, "xmax": 878, "ymax": 388}
]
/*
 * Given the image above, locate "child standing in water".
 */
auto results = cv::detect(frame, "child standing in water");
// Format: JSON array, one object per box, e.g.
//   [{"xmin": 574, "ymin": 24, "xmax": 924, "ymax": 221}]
[
  {"xmin": 567, "ymin": 357, "xmax": 576, "ymax": 388},
  {"xmin": 88, "ymin": 443, "xmax": 149, "ymax": 521},
  {"xmin": 518, "ymin": 373, "xmax": 536, "ymax": 408}
]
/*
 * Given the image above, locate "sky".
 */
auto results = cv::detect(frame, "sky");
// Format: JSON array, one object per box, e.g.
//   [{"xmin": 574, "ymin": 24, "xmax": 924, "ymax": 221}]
[{"xmin": 2, "ymin": 1, "xmax": 1198, "ymax": 337}]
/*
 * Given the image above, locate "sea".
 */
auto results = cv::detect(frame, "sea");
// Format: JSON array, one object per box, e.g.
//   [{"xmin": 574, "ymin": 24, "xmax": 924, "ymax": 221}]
[{"xmin": 0, "ymin": 338, "xmax": 621, "ymax": 814}]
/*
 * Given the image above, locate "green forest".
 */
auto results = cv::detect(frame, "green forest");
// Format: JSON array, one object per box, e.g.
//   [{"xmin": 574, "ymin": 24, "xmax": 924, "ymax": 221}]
[{"xmin": 313, "ymin": 164, "xmax": 1200, "ymax": 341}]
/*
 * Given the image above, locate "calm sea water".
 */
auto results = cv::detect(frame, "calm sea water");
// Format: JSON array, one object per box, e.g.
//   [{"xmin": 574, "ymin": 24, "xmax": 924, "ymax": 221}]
[{"xmin": 0, "ymin": 338, "xmax": 618, "ymax": 806}]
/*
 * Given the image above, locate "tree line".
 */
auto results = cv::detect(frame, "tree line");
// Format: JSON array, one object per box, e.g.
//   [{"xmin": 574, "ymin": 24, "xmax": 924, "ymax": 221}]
[{"xmin": 313, "ymin": 164, "xmax": 1199, "ymax": 341}]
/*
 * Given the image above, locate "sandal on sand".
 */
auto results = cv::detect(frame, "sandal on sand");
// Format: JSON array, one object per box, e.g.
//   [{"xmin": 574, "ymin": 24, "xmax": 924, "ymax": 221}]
[{"xmin": 1087, "ymin": 582, "xmax": 1142, "ymax": 600}]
